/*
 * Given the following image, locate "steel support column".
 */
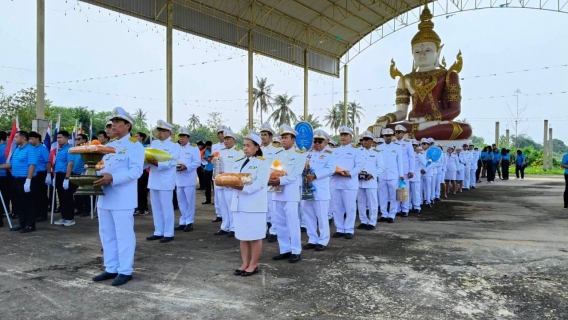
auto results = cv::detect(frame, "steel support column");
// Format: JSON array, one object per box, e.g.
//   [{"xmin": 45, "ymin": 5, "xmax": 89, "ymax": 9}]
[
  {"xmin": 343, "ymin": 65, "xmax": 348, "ymax": 126},
  {"xmin": 166, "ymin": 1, "xmax": 173, "ymax": 123}
]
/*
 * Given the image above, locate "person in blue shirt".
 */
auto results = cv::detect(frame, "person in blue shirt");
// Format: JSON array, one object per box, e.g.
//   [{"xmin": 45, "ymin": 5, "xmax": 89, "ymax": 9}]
[
  {"xmin": 561, "ymin": 152, "xmax": 568, "ymax": 209},
  {"xmin": 0, "ymin": 131, "xmax": 12, "ymax": 225},
  {"xmin": 70, "ymin": 134, "xmax": 90, "ymax": 217},
  {"xmin": 29, "ymin": 131, "xmax": 52, "ymax": 222},
  {"xmin": 492, "ymin": 147, "xmax": 502, "ymax": 180},
  {"xmin": 501, "ymin": 148, "xmax": 511, "ymax": 180},
  {"xmin": 0, "ymin": 131, "xmax": 38, "ymax": 233},
  {"xmin": 481, "ymin": 146, "xmax": 495, "ymax": 182},
  {"xmin": 202, "ymin": 141, "xmax": 214, "ymax": 204},
  {"xmin": 515, "ymin": 150, "xmax": 527, "ymax": 180},
  {"xmin": 53, "ymin": 130, "xmax": 76, "ymax": 226}
]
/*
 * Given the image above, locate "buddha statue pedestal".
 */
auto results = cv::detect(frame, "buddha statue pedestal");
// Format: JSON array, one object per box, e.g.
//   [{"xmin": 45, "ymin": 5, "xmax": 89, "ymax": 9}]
[{"xmin": 369, "ymin": 4, "xmax": 472, "ymax": 142}]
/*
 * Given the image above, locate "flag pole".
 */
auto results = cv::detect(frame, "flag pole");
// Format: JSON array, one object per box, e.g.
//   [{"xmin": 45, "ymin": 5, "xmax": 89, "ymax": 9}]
[{"xmin": 0, "ymin": 191, "xmax": 12, "ymax": 229}]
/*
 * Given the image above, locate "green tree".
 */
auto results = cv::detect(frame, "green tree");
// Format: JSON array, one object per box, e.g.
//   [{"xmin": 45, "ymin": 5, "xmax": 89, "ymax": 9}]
[
  {"xmin": 298, "ymin": 114, "xmax": 322, "ymax": 129},
  {"xmin": 187, "ymin": 114, "xmax": 200, "ymax": 130},
  {"xmin": 132, "ymin": 108, "xmax": 148, "ymax": 133},
  {"xmin": 249, "ymin": 77, "xmax": 274, "ymax": 124},
  {"xmin": 324, "ymin": 104, "xmax": 342, "ymax": 134},
  {"xmin": 268, "ymin": 94, "xmax": 297, "ymax": 128},
  {"xmin": 471, "ymin": 135, "xmax": 485, "ymax": 147},
  {"xmin": 347, "ymin": 101, "xmax": 364, "ymax": 130},
  {"xmin": 206, "ymin": 112, "xmax": 225, "ymax": 132},
  {"xmin": 0, "ymin": 86, "xmax": 51, "ymax": 130}
]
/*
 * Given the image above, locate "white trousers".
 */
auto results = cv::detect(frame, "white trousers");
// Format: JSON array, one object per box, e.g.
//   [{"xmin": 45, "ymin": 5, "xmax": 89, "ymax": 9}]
[
  {"xmin": 274, "ymin": 201, "xmax": 302, "ymax": 254},
  {"xmin": 299, "ymin": 201, "xmax": 306, "ymax": 228},
  {"xmin": 395, "ymin": 174, "xmax": 410, "ymax": 213},
  {"xmin": 379, "ymin": 179, "xmax": 398, "ymax": 219},
  {"xmin": 219, "ymin": 188, "xmax": 234, "ymax": 232},
  {"xmin": 470, "ymin": 168, "xmax": 477, "ymax": 187},
  {"xmin": 430, "ymin": 173, "xmax": 438, "ymax": 201},
  {"xmin": 301, "ymin": 200, "xmax": 330, "ymax": 246},
  {"xmin": 214, "ymin": 184, "xmax": 221, "ymax": 218},
  {"xmin": 409, "ymin": 181, "xmax": 422, "ymax": 211},
  {"xmin": 357, "ymin": 188, "xmax": 378, "ymax": 226},
  {"xmin": 435, "ymin": 173, "xmax": 443, "ymax": 198},
  {"xmin": 267, "ymin": 192, "xmax": 277, "ymax": 235},
  {"xmin": 98, "ymin": 208, "xmax": 136, "ymax": 275},
  {"xmin": 463, "ymin": 166, "xmax": 471, "ymax": 189},
  {"xmin": 421, "ymin": 176, "xmax": 432, "ymax": 204},
  {"xmin": 331, "ymin": 189, "xmax": 358, "ymax": 234},
  {"xmin": 177, "ymin": 186, "xmax": 196, "ymax": 225},
  {"xmin": 150, "ymin": 190, "xmax": 175, "ymax": 237},
  {"xmin": 328, "ymin": 199, "xmax": 333, "ymax": 219}
]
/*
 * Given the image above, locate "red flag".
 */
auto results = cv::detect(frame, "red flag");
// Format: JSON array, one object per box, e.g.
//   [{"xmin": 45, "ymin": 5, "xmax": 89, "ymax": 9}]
[{"xmin": 5, "ymin": 118, "xmax": 19, "ymax": 162}]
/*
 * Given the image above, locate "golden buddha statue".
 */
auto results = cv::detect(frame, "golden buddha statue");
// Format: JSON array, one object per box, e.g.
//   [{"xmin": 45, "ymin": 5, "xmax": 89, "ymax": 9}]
[{"xmin": 370, "ymin": 5, "xmax": 472, "ymax": 141}]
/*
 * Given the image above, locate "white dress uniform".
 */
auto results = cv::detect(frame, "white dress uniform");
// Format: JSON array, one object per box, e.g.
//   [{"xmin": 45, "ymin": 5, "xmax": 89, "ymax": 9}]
[
  {"xmin": 230, "ymin": 154, "xmax": 270, "ymax": 241},
  {"xmin": 331, "ymin": 128, "xmax": 364, "ymax": 235},
  {"xmin": 300, "ymin": 139, "xmax": 335, "ymax": 246},
  {"xmin": 377, "ymin": 138, "xmax": 404, "ymax": 220},
  {"xmin": 97, "ymin": 108, "xmax": 144, "ymax": 276},
  {"xmin": 148, "ymin": 121, "xmax": 181, "ymax": 239},
  {"xmin": 218, "ymin": 138, "xmax": 245, "ymax": 233},
  {"xmin": 212, "ymin": 125, "xmax": 227, "ymax": 218},
  {"xmin": 456, "ymin": 151, "xmax": 465, "ymax": 181},
  {"xmin": 445, "ymin": 151, "xmax": 460, "ymax": 181},
  {"xmin": 260, "ymin": 141, "xmax": 282, "ymax": 237},
  {"xmin": 420, "ymin": 140, "xmax": 434, "ymax": 205},
  {"xmin": 357, "ymin": 141, "xmax": 384, "ymax": 227},
  {"xmin": 410, "ymin": 148, "xmax": 427, "ymax": 212},
  {"xmin": 461, "ymin": 148, "xmax": 472, "ymax": 189},
  {"xmin": 394, "ymin": 136, "xmax": 415, "ymax": 214},
  {"xmin": 175, "ymin": 132, "xmax": 202, "ymax": 227},
  {"xmin": 470, "ymin": 147, "xmax": 479, "ymax": 188},
  {"xmin": 272, "ymin": 127, "xmax": 308, "ymax": 255},
  {"xmin": 325, "ymin": 143, "xmax": 335, "ymax": 220}
]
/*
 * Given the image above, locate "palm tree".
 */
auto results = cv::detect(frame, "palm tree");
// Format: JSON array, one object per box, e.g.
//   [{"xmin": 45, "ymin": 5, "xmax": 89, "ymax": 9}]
[
  {"xmin": 246, "ymin": 77, "xmax": 274, "ymax": 124},
  {"xmin": 133, "ymin": 108, "xmax": 148, "ymax": 129},
  {"xmin": 268, "ymin": 94, "xmax": 298, "ymax": 128},
  {"xmin": 187, "ymin": 113, "xmax": 200, "ymax": 130},
  {"xmin": 324, "ymin": 104, "xmax": 342, "ymax": 134},
  {"xmin": 347, "ymin": 101, "xmax": 365, "ymax": 130},
  {"xmin": 298, "ymin": 114, "xmax": 322, "ymax": 129}
]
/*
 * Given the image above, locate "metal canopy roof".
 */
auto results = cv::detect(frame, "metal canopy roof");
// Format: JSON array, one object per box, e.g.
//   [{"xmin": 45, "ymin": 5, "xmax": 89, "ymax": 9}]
[{"xmin": 80, "ymin": 0, "xmax": 423, "ymax": 77}]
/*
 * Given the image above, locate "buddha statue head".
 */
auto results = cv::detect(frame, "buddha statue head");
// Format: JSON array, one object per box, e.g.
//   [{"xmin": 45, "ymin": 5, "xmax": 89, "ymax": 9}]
[{"xmin": 411, "ymin": 5, "xmax": 443, "ymax": 71}]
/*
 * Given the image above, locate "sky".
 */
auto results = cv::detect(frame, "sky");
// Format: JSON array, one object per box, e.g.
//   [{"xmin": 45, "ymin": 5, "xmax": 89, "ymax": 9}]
[{"xmin": 1, "ymin": 1, "xmax": 567, "ymax": 145}]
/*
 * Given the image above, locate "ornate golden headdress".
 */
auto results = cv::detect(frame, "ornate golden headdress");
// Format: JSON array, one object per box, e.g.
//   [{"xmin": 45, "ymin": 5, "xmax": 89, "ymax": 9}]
[{"xmin": 411, "ymin": 5, "xmax": 441, "ymax": 49}]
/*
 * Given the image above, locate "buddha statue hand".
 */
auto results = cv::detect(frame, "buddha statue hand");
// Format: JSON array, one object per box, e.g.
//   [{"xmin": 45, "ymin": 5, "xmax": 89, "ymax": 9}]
[{"xmin": 372, "ymin": 116, "xmax": 389, "ymax": 136}]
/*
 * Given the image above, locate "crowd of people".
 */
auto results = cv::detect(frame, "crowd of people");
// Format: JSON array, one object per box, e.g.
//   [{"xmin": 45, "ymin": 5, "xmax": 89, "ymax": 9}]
[{"xmin": 0, "ymin": 108, "xmax": 551, "ymax": 285}]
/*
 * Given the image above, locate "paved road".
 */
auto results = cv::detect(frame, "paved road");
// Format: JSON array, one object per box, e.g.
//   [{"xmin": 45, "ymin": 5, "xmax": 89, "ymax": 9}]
[{"xmin": 0, "ymin": 177, "xmax": 566, "ymax": 319}]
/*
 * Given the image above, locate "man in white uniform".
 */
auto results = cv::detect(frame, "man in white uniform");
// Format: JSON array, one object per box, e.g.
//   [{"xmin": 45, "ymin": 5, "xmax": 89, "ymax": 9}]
[
  {"xmin": 356, "ymin": 131, "xmax": 384, "ymax": 230},
  {"xmin": 469, "ymin": 142, "xmax": 479, "ymax": 189},
  {"xmin": 146, "ymin": 120, "xmax": 180, "ymax": 243},
  {"xmin": 301, "ymin": 129, "xmax": 335, "ymax": 251},
  {"xmin": 270, "ymin": 125, "xmax": 307, "ymax": 263},
  {"xmin": 393, "ymin": 125, "xmax": 415, "ymax": 217},
  {"xmin": 259, "ymin": 123, "xmax": 282, "ymax": 242},
  {"xmin": 174, "ymin": 127, "xmax": 201, "ymax": 232},
  {"xmin": 331, "ymin": 126, "xmax": 364, "ymax": 239},
  {"xmin": 92, "ymin": 107, "xmax": 144, "ymax": 286},
  {"xmin": 377, "ymin": 128, "xmax": 404, "ymax": 223},
  {"xmin": 460, "ymin": 143, "xmax": 472, "ymax": 191},
  {"xmin": 409, "ymin": 140, "xmax": 427, "ymax": 213},
  {"xmin": 214, "ymin": 128, "xmax": 244, "ymax": 237},
  {"xmin": 211, "ymin": 125, "xmax": 227, "ymax": 222}
]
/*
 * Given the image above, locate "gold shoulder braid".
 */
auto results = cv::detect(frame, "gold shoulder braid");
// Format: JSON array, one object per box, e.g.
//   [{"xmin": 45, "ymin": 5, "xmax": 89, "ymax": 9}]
[{"xmin": 129, "ymin": 137, "xmax": 137, "ymax": 143}]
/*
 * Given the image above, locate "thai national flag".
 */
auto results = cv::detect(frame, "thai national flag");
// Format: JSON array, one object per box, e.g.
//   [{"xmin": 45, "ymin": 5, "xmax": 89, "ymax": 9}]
[
  {"xmin": 5, "ymin": 117, "xmax": 19, "ymax": 162},
  {"xmin": 50, "ymin": 115, "xmax": 60, "ymax": 166},
  {"xmin": 44, "ymin": 121, "xmax": 52, "ymax": 151}
]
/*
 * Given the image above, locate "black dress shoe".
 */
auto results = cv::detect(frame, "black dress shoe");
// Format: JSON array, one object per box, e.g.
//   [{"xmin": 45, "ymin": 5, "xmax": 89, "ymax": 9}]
[
  {"xmin": 387, "ymin": 218, "xmax": 394, "ymax": 223},
  {"xmin": 425, "ymin": 204, "xmax": 433, "ymax": 208},
  {"xmin": 234, "ymin": 269, "xmax": 244, "ymax": 276},
  {"xmin": 471, "ymin": 186, "xmax": 476, "ymax": 189},
  {"xmin": 378, "ymin": 217, "xmax": 388, "ymax": 222},
  {"xmin": 344, "ymin": 233, "xmax": 354, "ymax": 239},
  {"xmin": 331, "ymin": 232, "xmax": 345, "ymax": 238},
  {"xmin": 111, "ymin": 274, "xmax": 133, "ymax": 286},
  {"xmin": 289, "ymin": 254, "xmax": 301, "ymax": 263},
  {"xmin": 303, "ymin": 243, "xmax": 317, "ymax": 250},
  {"xmin": 435, "ymin": 198, "xmax": 441, "ymax": 202},
  {"xmin": 328, "ymin": 218, "xmax": 333, "ymax": 225},
  {"xmin": 160, "ymin": 237, "xmax": 174, "ymax": 243},
  {"xmin": 9, "ymin": 226, "xmax": 23, "ymax": 232},
  {"xmin": 214, "ymin": 229, "xmax": 229, "ymax": 236},
  {"xmin": 356, "ymin": 223, "xmax": 368, "ymax": 230},
  {"xmin": 300, "ymin": 227, "xmax": 307, "ymax": 233},
  {"xmin": 241, "ymin": 267, "xmax": 259, "ymax": 276},
  {"xmin": 272, "ymin": 252, "xmax": 292, "ymax": 260},
  {"xmin": 267, "ymin": 234, "xmax": 277, "ymax": 243},
  {"xmin": 211, "ymin": 217, "xmax": 222, "ymax": 222},
  {"xmin": 35, "ymin": 217, "xmax": 47, "ymax": 222},
  {"xmin": 183, "ymin": 224, "xmax": 194, "ymax": 232},
  {"xmin": 146, "ymin": 235, "xmax": 164, "ymax": 241},
  {"xmin": 92, "ymin": 271, "xmax": 118, "ymax": 282},
  {"xmin": 79, "ymin": 212, "xmax": 90, "ymax": 217},
  {"xmin": 202, "ymin": 201, "xmax": 212, "ymax": 205},
  {"xmin": 365, "ymin": 225, "xmax": 376, "ymax": 231},
  {"xmin": 20, "ymin": 226, "xmax": 35, "ymax": 233},
  {"xmin": 315, "ymin": 244, "xmax": 326, "ymax": 251},
  {"xmin": 227, "ymin": 231, "xmax": 235, "ymax": 238},
  {"xmin": 174, "ymin": 225, "xmax": 186, "ymax": 231},
  {"xmin": 402, "ymin": 212, "xmax": 409, "ymax": 217}
]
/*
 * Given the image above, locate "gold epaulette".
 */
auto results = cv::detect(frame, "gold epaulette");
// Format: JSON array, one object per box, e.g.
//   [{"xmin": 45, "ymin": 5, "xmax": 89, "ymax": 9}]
[
  {"xmin": 235, "ymin": 147, "xmax": 241, "ymax": 151},
  {"xmin": 325, "ymin": 149, "xmax": 333, "ymax": 154},
  {"xmin": 129, "ymin": 137, "xmax": 137, "ymax": 143},
  {"xmin": 257, "ymin": 156, "xmax": 265, "ymax": 160},
  {"xmin": 191, "ymin": 143, "xmax": 196, "ymax": 147},
  {"xmin": 295, "ymin": 149, "xmax": 304, "ymax": 154},
  {"xmin": 374, "ymin": 149, "xmax": 381, "ymax": 153},
  {"xmin": 404, "ymin": 138, "xmax": 410, "ymax": 142}
]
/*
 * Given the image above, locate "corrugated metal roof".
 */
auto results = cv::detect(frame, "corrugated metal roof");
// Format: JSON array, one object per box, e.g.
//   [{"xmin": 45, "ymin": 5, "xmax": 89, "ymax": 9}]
[{"xmin": 79, "ymin": 0, "xmax": 423, "ymax": 77}]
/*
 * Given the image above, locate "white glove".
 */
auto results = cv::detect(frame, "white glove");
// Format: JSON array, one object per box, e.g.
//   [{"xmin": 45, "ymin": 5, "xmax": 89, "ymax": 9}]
[
  {"xmin": 45, "ymin": 174, "xmax": 52, "ymax": 186},
  {"xmin": 63, "ymin": 179, "xmax": 69, "ymax": 190},
  {"xmin": 24, "ymin": 179, "xmax": 31, "ymax": 193}
]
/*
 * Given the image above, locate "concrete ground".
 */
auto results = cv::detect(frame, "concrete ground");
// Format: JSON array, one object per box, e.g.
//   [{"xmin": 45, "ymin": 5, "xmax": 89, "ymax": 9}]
[{"xmin": 0, "ymin": 177, "xmax": 566, "ymax": 320}]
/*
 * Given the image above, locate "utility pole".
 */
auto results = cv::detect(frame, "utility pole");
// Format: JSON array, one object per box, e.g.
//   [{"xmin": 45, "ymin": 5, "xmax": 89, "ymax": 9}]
[{"xmin": 506, "ymin": 89, "xmax": 527, "ymax": 151}]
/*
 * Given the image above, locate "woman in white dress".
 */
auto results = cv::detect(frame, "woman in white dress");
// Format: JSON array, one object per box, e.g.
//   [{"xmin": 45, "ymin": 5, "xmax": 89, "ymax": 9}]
[
  {"xmin": 229, "ymin": 132, "xmax": 270, "ymax": 277},
  {"xmin": 444, "ymin": 145, "xmax": 460, "ymax": 196}
]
